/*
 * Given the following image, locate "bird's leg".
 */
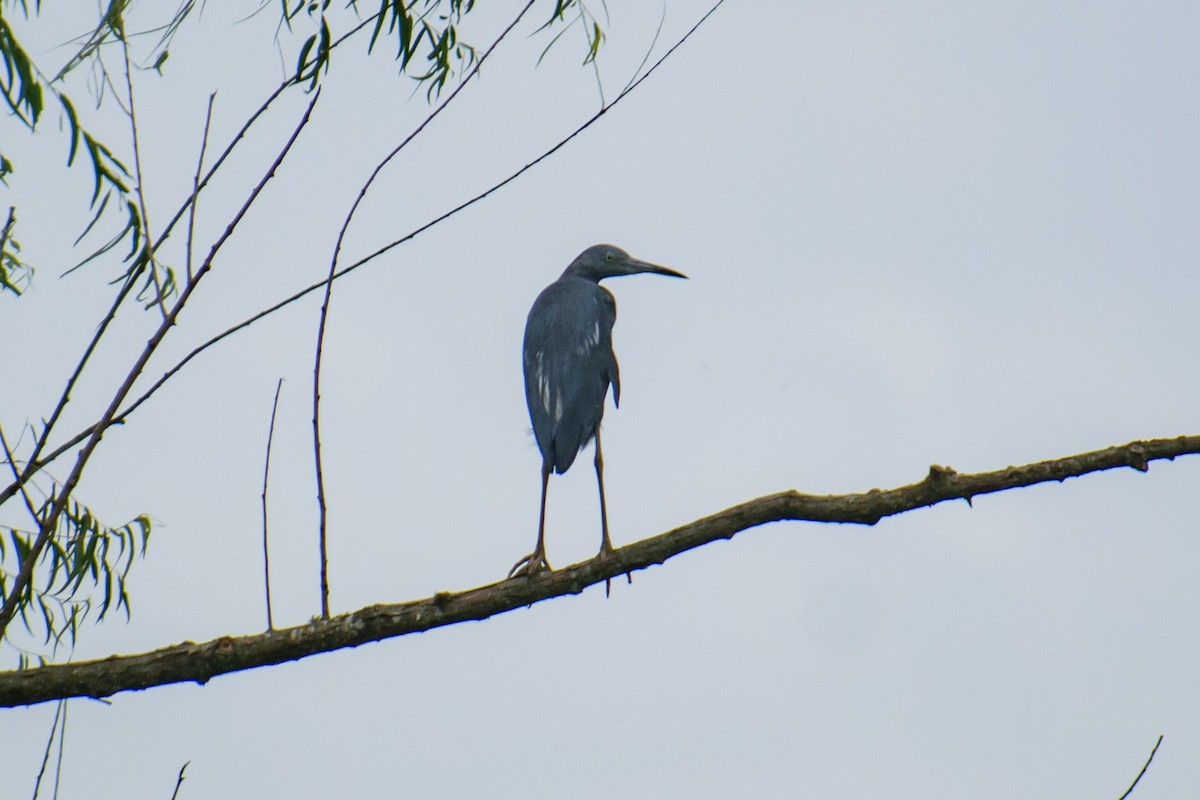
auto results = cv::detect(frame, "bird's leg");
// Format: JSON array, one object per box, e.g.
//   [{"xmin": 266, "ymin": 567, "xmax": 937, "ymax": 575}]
[
  {"xmin": 594, "ymin": 431, "xmax": 629, "ymax": 597},
  {"xmin": 509, "ymin": 464, "xmax": 553, "ymax": 578},
  {"xmin": 594, "ymin": 429, "xmax": 614, "ymax": 558}
]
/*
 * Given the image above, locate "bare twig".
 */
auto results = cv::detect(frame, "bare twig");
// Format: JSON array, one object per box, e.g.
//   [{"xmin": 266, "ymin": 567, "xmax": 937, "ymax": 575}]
[
  {"xmin": 0, "ymin": 434, "xmax": 1195, "ymax": 707},
  {"xmin": 620, "ymin": 3, "xmax": 668, "ymax": 98},
  {"xmin": 31, "ymin": 699, "xmax": 63, "ymax": 799},
  {"xmin": 168, "ymin": 761, "xmax": 189, "ymax": 800},
  {"xmin": 310, "ymin": 0, "xmax": 539, "ymax": 620},
  {"xmin": 118, "ymin": 14, "xmax": 168, "ymax": 318},
  {"xmin": 261, "ymin": 379, "xmax": 284, "ymax": 631},
  {"xmin": 0, "ymin": 92, "xmax": 323, "ymax": 642},
  {"xmin": 51, "ymin": 698, "xmax": 67, "ymax": 799},
  {"xmin": 1117, "ymin": 735, "xmax": 1164, "ymax": 800},
  {"xmin": 0, "ymin": 423, "xmax": 41, "ymax": 526},
  {"xmin": 186, "ymin": 95, "xmax": 217, "ymax": 284}
]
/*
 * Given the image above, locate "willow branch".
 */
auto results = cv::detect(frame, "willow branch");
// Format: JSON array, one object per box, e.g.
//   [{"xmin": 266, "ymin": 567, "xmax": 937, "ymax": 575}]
[
  {"xmin": 118, "ymin": 15, "xmax": 168, "ymax": 318},
  {"xmin": 0, "ymin": 434, "xmax": 1192, "ymax": 707}
]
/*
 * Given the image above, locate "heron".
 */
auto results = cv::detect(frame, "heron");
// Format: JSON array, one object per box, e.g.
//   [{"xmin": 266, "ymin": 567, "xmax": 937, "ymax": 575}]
[{"xmin": 510, "ymin": 244, "xmax": 687, "ymax": 578}]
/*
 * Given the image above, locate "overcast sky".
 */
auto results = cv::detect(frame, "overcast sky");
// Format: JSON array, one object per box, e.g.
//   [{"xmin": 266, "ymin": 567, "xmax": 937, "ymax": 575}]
[{"xmin": 3, "ymin": 2, "xmax": 1200, "ymax": 797}]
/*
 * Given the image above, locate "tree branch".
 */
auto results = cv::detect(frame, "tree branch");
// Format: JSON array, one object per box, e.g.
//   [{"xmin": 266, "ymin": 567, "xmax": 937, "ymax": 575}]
[
  {"xmin": 1, "ymin": 435, "xmax": 1194, "ymax": 708},
  {"xmin": 1117, "ymin": 734, "xmax": 1164, "ymax": 800}
]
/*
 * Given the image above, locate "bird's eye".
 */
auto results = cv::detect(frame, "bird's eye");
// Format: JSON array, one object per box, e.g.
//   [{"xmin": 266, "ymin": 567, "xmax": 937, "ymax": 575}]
[{"xmin": 605, "ymin": 252, "xmax": 614, "ymax": 261}]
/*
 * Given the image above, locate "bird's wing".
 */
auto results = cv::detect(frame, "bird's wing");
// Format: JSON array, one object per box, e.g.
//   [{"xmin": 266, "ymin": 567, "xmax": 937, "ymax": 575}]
[{"xmin": 523, "ymin": 280, "xmax": 618, "ymax": 473}]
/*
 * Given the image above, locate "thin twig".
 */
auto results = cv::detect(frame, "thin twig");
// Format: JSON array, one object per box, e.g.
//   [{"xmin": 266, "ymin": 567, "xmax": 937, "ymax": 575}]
[
  {"xmin": 0, "ymin": 92, "xmax": 323, "ymax": 642},
  {"xmin": 617, "ymin": 0, "xmax": 723, "ymax": 101},
  {"xmin": 186, "ymin": 95, "xmax": 217, "ymax": 284},
  {"xmin": 261, "ymin": 379, "xmax": 284, "ymax": 631},
  {"xmin": 31, "ymin": 699, "xmax": 63, "ymax": 799},
  {"xmin": 621, "ymin": 3, "xmax": 668, "ymax": 98},
  {"xmin": 0, "ymin": 423, "xmax": 41, "ymax": 526},
  {"xmin": 118, "ymin": 15, "xmax": 168, "ymax": 318},
  {"xmin": 168, "ymin": 761, "xmax": 189, "ymax": 800},
  {"xmin": 1117, "ymin": 734, "xmax": 1164, "ymax": 800},
  {"xmin": 51, "ymin": 698, "xmax": 67, "ymax": 800},
  {"xmin": 310, "ymin": 0, "xmax": 539, "ymax": 620}
]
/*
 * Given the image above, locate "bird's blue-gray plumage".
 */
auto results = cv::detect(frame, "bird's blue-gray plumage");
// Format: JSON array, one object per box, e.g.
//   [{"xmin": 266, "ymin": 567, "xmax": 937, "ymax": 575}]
[
  {"xmin": 512, "ymin": 244, "xmax": 686, "ymax": 577},
  {"xmin": 523, "ymin": 276, "xmax": 620, "ymax": 474}
]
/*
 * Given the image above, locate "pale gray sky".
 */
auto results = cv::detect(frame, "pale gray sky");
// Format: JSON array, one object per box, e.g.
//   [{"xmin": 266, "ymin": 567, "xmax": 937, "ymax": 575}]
[{"xmin": 3, "ymin": 2, "xmax": 1199, "ymax": 797}]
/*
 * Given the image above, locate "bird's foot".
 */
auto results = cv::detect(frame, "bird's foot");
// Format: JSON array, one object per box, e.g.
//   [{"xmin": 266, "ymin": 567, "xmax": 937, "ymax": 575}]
[
  {"xmin": 508, "ymin": 550, "xmax": 552, "ymax": 579},
  {"xmin": 596, "ymin": 539, "xmax": 630, "ymax": 597}
]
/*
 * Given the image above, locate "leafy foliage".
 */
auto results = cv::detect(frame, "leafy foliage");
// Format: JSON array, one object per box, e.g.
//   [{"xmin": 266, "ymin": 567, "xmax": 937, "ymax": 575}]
[
  {"xmin": 307, "ymin": 0, "xmax": 482, "ymax": 98},
  {"xmin": 0, "ymin": 1, "xmax": 585, "ymax": 295},
  {"xmin": 0, "ymin": 8, "xmax": 42, "ymax": 125},
  {"xmin": 0, "ymin": 496, "xmax": 151, "ymax": 669},
  {"xmin": 537, "ymin": 0, "xmax": 606, "ymax": 67},
  {"xmin": 0, "ymin": 207, "xmax": 32, "ymax": 295},
  {"xmin": 1, "ymin": 1, "xmax": 602, "ymax": 290},
  {"xmin": 0, "ymin": 1, "xmax": 141, "ymax": 294}
]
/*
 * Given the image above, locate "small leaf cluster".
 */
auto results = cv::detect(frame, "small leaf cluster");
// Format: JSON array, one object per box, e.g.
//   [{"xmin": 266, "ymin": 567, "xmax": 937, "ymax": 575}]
[
  {"xmin": 0, "ymin": 498, "xmax": 152, "ymax": 669},
  {"xmin": 0, "ymin": 2, "xmax": 147, "ymax": 295},
  {"xmin": 0, "ymin": 207, "xmax": 32, "ymax": 296},
  {"xmin": 300, "ymin": 1, "xmax": 483, "ymax": 98},
  {"xmin": 537, "ymin": 0, "xmax": 605, "ymax": 67}
]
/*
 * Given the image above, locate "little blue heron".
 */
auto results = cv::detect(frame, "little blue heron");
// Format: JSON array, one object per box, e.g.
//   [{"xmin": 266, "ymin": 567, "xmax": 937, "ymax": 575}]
[{"xmin": 510, "ymin": 244, "xmax": 687, "ymax": 577}]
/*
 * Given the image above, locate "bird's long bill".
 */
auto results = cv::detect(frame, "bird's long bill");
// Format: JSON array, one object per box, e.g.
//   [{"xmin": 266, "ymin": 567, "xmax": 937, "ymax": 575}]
[{"xmin": 626, "ymin": 257, "xmax": 688, "ymax": 280}]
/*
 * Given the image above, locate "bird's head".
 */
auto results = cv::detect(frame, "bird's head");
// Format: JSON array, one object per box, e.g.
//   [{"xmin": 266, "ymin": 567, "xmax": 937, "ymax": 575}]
[{"xmin": 563, "ymin": 244, "xmax": 688, "ymax": 283}]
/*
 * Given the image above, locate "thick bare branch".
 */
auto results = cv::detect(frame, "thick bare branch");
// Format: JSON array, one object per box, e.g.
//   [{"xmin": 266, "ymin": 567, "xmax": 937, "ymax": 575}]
[{"xmin": 0, "ymin": 435, "xmax": 1194, "ymax": 708}]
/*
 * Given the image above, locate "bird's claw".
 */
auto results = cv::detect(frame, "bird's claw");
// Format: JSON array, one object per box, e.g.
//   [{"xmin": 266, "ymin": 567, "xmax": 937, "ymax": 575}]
[
  {"xmin": 596, "ymin": 540, "xmax": 630, "ymax": 597},
  {"xmin": 508, "ymin": 551, "xmax": 551, "ymax": 579}
]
